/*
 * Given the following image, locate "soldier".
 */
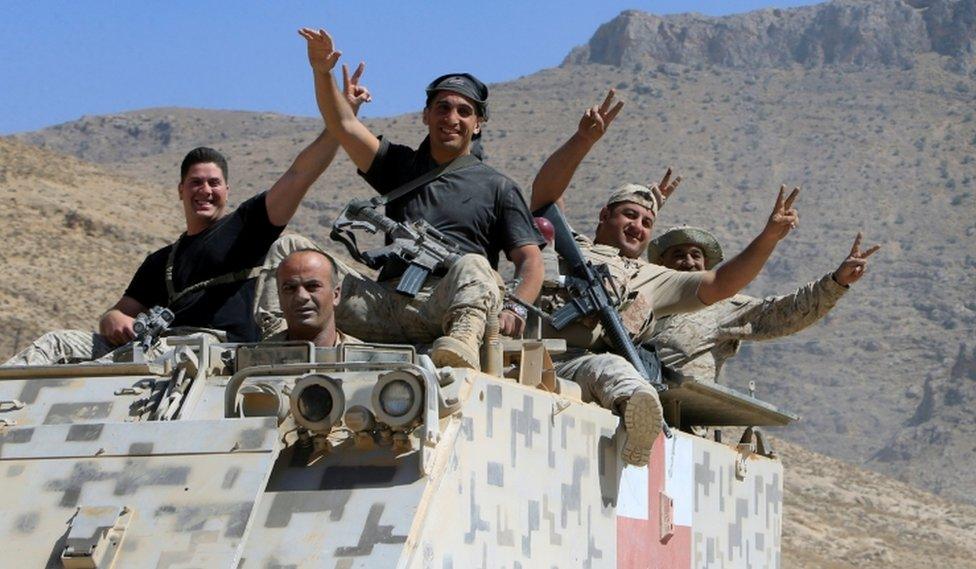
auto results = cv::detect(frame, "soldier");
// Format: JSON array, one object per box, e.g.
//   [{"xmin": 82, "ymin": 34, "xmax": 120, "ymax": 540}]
[
  {"xmin": 299, "ymin": 28, "xmax": 544, "ymax": 369},
  {"xmin": 531, "ymin": 90, "xmax": 800, "ymax": 466},
  {"xmin": 646, "ymin": 227, "xmax": 879, "ymax": 383},
  {"xmin": 266, "ymin": 249, "xmax": 359, "ymax": 346},
  {"xmin": 3, "ymin": 53, "xmax": 372, "ymax": 367}
]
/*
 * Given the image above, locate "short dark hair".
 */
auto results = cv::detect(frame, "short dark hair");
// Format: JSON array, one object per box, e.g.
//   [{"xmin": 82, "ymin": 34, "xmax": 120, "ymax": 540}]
[{"xmin": 180, "ymin": 147, "xmax": 228, "ymax": 182}]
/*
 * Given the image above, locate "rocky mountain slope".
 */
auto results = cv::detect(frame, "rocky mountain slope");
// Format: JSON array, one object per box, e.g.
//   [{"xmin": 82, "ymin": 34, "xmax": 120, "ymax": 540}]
[
  {"xmin": 777, "ymin": 436, "xmax": 976, "ymax": 568},
  {"xmin": 566, "ymin": 0, "xmax": 975, "ymax": 69}
]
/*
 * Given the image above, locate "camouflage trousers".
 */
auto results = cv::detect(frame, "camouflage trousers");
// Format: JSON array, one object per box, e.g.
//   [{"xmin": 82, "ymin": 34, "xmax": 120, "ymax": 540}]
[
  {"xmin": 3, "ymin": 330, "xmax": 115, "ymax": 366},
  {"xmin": 252, "ymin": 235, "xmax": 503, "ymax": 343},
  {"xmin": 335, "ymin": 254, "xmax": 502, "ymax": 343},
  {"xmin": 1, "ymin": 328, "xmax": 226, "ymax": 367},
  {"xmin": 554, "ymin": 352, "xmax": 650, "ymax": 413}
]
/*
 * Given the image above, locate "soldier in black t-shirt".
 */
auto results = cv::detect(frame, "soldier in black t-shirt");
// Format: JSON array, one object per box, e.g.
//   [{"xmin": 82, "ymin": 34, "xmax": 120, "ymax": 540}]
[
  {"xmin": 97, "ymin": 66, "xmax": 372, "ymax": 345},
  {"xmin": 300, "ymin": 27, "xmax": 545, "ymax": 369},
  {"xmin": 3, "ymin": 60, "xmax": 373, "ymax": 366}
]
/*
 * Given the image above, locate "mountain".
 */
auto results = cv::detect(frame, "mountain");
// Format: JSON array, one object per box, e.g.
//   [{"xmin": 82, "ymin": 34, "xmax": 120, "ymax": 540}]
[
  {"xmin": 566, "ymin": 0, "xmax": 975, "ymax": 69},
  {"xmin": 4, "ymin": 0, "xmax": 976, "ymax": 555}
]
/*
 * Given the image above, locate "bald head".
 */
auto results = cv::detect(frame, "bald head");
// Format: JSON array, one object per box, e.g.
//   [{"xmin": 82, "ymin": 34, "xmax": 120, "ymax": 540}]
[{"xmin": 276, "ymin": 249, "xmax": 341, "ymax": 345}]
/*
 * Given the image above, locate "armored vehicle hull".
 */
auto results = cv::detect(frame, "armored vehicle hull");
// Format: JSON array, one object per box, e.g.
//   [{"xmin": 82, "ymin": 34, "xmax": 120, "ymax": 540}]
[{"xmin": 0, "ymin": 334, "xmax": 787, "ymax": 568}]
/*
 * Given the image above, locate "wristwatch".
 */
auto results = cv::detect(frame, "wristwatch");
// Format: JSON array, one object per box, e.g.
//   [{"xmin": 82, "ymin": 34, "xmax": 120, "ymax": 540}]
[{"xmin": 502, "ymin": 300, "xmax": 528, "ymax": 320}]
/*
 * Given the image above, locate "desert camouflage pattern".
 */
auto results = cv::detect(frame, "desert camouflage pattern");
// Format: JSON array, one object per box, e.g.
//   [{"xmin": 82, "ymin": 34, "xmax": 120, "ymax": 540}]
[
  {"xmin": 2, "ymin": 329, "xmax": 116, "ymax": 367},
  {"xmin": 0, "ymin": 331, "xmax": 786, "ymax": 568},
  {"xmin": 537, "ymin": 234, "xmax": 704, "ymax": 351},
  {"xmin": 650, "ymin": 273, "xmax": 847, "ymax": 383},
  {"xmin": 335, "ymin": 253, "xmax": 503, "ymax": 344}
]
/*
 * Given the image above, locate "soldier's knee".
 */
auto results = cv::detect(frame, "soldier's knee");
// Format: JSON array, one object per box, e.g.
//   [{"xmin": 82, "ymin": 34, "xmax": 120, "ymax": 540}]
[{"xmin": 451, "ymin": 254, "xmax": 493, "ymax": 276}]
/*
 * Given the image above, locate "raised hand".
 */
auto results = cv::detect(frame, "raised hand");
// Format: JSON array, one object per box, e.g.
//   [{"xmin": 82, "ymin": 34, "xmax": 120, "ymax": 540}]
[
  {"xmin": 833, "ymin": 232, "xmax": 880, "ymax": 286},
  {"xmin": 342, "ymin": 62, "xmax": 372, "ymax": 113},
  {"xmin": 577, "ymin": 89, "xmax": 624, "ymax": 144},
  {"xmin": 763, "ymin": 185, "xmax": 800, "ymax": 240},
  {"xmin": 299, "ymin": 27, "xmax": 341, "ymax": 74},
  {"xmin": 650, "ymin": 166, "xmax": 682, "ymax": 210}
]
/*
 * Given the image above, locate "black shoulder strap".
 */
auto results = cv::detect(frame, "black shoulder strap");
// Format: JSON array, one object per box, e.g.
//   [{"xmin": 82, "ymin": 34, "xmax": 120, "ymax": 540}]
[{"xmin": 370, "ymin": 153, "xmax": 479, "ymax": 208}]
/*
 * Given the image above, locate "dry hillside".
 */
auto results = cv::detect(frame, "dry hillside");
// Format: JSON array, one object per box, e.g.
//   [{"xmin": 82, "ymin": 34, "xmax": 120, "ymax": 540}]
[
  {"xmin": 777, "ymin": 436, "xmax": 976, "ymax": 568},
  {"xmin": 0, "ymin": 138, "xmax": 180, "ymax": 357}
]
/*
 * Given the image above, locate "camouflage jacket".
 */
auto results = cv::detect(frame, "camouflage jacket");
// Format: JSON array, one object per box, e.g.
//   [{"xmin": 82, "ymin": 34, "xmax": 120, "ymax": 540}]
[
  {"xmin": 647, "ymin": 273, "xmax": 848, "ymax": 383},
  {"xmin": 538, "ymin": 234, "xmax": 703, "ymax": 350}
]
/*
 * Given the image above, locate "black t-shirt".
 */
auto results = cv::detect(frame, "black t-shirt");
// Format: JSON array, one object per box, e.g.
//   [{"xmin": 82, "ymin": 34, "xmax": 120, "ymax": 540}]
[
  {"xmin": 123, "ymin": 192, "xmax": 284, "ymax": 342},
  {"xmin": 359, "ymin": 136, "xmax": 544, "ymax": 278}
]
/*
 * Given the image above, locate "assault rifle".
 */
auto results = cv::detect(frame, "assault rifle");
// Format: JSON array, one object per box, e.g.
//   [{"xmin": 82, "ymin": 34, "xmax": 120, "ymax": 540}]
[
  {"xmin": 131, "ymin": 306, "xmax": 175, "ymax": 362},
  {"xmin": 535, "ymin": 203, "xmax": 667, "ymax": 394},
  {"xmin": 331, "ymin": 199, "xmax": 464, "ymax": 297}
]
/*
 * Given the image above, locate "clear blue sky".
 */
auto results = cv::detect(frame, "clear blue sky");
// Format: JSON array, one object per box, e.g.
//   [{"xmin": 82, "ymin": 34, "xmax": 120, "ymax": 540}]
[{"xmin": 0, "ymin": 1, "xmax": 820, "ymax": 135}]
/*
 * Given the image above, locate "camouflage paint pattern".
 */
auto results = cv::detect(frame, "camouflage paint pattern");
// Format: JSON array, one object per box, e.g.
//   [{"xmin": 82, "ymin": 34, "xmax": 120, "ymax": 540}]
[{"xmin": 0, "ymin": 335, "xmax": 784, "ymax": 568}]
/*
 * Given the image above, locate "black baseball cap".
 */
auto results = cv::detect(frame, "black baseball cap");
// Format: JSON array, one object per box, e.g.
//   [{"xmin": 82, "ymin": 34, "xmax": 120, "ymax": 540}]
[{"xmin": 425, "ymin": 73, "xmax": 490, "ymax": 120}]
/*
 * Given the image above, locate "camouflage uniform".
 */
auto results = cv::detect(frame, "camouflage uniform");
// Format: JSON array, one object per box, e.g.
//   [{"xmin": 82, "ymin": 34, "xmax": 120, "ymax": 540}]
[
  {"xmin": 540, "ymin": 234, "xmax": 704, "ymax": 409},
  {"xmin": 334, "ymin": 254, "xmax": 502, "ymax": 344},
  {"xmin": 2, "ymin": 330, "xmax": 115, "ymax": 367},
  {"xmin": 3, "ymin": 329, "xmax": 226, "ymax": 367},
  {"xmin": 649, "ymin": 273, "xmax": 848, "ymax": 383}
]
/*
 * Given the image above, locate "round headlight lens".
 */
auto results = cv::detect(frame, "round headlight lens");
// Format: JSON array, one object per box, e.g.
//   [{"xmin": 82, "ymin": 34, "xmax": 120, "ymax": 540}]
[
  {"xmin": 379, "ymin": 380, "xmax": 415, "ymax": 417},
  {"xmin": 297, "ymin": 384, "xmax": 334, "ymax": 423}
]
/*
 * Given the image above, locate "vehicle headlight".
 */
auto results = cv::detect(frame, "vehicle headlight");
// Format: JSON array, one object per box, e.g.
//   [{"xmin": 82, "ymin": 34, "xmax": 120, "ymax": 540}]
[
  {"xmin": 371, "ymin": 370, "xmax": 424, "ymax": 428},
  {"xmin": 290, "ymin": 373, "xmax": 345, "ymax": 432},
  {"xmin": 379, "ymin": 380, "xmax": 415, "ymax": 417},
  {"xmin": 298, "ymin": 384, "xmax": 333, "ymax": 422}
]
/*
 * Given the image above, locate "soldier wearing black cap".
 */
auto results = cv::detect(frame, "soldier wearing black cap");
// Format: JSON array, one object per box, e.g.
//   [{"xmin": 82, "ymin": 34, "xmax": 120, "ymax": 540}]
[{"xmin": 299, "ymin": 27, "xmax": 545, "ymax": 370}]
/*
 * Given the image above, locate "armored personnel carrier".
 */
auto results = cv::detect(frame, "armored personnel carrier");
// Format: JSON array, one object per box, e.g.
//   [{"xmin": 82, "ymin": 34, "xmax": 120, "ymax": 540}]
[{"xmin": 0, "ymin": 331, "xmax": 793, "ymax": 567}]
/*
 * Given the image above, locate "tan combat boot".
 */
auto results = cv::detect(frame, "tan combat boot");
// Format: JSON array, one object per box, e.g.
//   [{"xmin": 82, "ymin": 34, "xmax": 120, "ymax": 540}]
[
  {"xmin": 430, "ymin": 308, "xmax": 484, "ymax": 369},
  {"xmin": 621, "ymin": 385, "xmax": 664, "ymax": 467}
]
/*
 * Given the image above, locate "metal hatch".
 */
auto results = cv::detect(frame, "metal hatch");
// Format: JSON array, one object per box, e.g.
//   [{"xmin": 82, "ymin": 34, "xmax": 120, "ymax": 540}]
[{"xmin": 0, "ymin": 417, "xmax": 278, "ymax": 568}]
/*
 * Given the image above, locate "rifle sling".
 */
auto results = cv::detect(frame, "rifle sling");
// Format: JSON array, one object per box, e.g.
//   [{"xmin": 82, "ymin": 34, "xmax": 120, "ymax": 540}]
[
  {"xmin": 369, "ymin": 153, "xmax": 480, "ymax": 207},
  {"xmin": 165, "ymin": 236, "xmax": 265, "ymax": 305}
]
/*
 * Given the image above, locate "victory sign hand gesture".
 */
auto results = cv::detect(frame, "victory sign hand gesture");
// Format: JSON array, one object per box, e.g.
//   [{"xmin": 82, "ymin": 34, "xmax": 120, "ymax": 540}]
[
  {"xmin": 342, "ymin": 62, "xmax": 372, "ymax": 113},
  {"xmin": 833, "ymin": 232, "xmax": 880, "ymax": 286},
  {"xmin": 577, "ymin": 89, "xmax": 624, "ymax": 144},
  {"xmin": 763, "ymin": 185, "xmax": 800, "ymax": 241}
]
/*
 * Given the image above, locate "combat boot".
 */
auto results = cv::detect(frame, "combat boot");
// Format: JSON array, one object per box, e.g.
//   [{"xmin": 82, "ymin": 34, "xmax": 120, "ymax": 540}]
[
  {"xmin": 431, "ymin": 309, "xmax": 484, "ymax": 369},
  {"xmin": 621, "ymin": 385, "xmax": 664, "ymax": 467}
]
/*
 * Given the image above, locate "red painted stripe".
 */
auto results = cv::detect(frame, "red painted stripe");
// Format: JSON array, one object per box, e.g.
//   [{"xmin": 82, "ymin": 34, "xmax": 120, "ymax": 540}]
[{"xmin": 617, "ymin": 434, "xmax": 693, "ymax": 569}]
